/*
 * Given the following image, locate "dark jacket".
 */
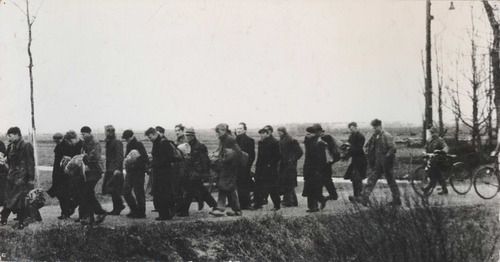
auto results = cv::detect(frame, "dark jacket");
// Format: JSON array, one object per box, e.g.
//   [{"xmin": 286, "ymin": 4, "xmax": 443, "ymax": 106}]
[
  {"xmin": 365, "ymin": 130, "xmax": 396, "ymax": 167},
  {"xmin": 185, "ymin": 138, "xmax": 210, "ymax": 180},
  {"xmin": 82, "ymin": 135, "xmax": 103, "ymax": 182},
  {"xmin": 236, "ymin": 133, "xmax": 255, "ymax": 189},
  {"xmin": 255, "ymin": 136, "xmax": 281, "ymax": 184},
  {"xmin": 47, "ymin": 140, "xmax": 74, "ymax": 197},
  {"xmin": 344, "ymin": 131, "xmax": 367, "ymax": 180},
  {"xmin": 302, "ymin": 135, "xmax": 322, "ymax": 197},
  {"xmin": 236, "ymin": 133, "xmax": 256, "ymax": 170},
  {"xmin": 217, "ymin": 133, "xmax": 241, "ymax": 191},
  {"xmin": 103, "ymin": 135, "xmax": 124, "ymax": 194},
  {"xmin": 5, "ymin": 139, "xmax": 35, "ymax": 209},
  {"xmin": 0, "ymin": 141, "xmax": 6, "ymax": 206},
  {"xmin": 279, "ymin": 134, "xmax": 303, "ymax": 188},
  {"xmin": 125, "ymin": 137, "xmax": 149, "ymax": 173},
  {"xmin": 151, "ymin": 135, "xmax": 176, "ymax": 175}
]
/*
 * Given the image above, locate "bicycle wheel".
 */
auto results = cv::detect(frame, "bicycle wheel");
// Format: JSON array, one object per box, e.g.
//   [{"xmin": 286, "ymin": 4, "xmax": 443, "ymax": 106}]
[
  {"xmin": 411, "ymin": 166, "xmax": 433, "ymax": 198},
  {"xmin": 474, "ymin": 167, "xmax": 500, "ymax": 200},
  {"xmin": 449, "ymin": 162, "xmax": 472, "ymax": 195}
]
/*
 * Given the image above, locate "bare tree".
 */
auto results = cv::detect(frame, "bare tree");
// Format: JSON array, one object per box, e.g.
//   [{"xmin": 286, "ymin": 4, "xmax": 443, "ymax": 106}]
[
  {"xmin": 482, "ymin": 1, "xmax": 500, "ymax": 136},
  {"xmin": 11, "ymin": 0, "xmax": 43, "ymax": 187}
]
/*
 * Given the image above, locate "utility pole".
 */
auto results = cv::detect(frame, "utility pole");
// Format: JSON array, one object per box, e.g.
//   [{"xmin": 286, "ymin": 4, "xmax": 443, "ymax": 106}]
[{"xmin": 424, "ymin": 0, "xmax": 433, "ymax": 142}]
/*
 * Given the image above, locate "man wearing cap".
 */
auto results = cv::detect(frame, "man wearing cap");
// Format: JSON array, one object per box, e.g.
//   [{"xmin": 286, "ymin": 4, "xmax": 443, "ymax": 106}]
[
  {"xmin": 102, "ymin": 125, "xmax": 125, "ymax": 215},
  {"xmin": 146, "ymin": 127, "xmax": 178, "ymax": 220},
  {"xmin": 422, "ymin": 126, "xmax": 449, "ymax": 195},
  {"xmin": 253, "ymin": 127, "xmax": 281, "ymax": 210},
  {"xmin": 1, "ymin": 127, "xmax": 35, "ymax": 229},
  {"xmin": 302, "ymin": 126, "xmax": 327, "ymax": 212},
  {"xmin": 210, "ymin": 123, "xmax": 242, "ymax": 216},
  {"xmin": 122, "ymin": 130, "xmax": 149, "ymax": 218},
  {"xmin": 312, "ymin": 123, "xmax": 339, "ymax": 201},
  {"xmin": 177, "ymin": 128, "xmax": 217, "ymax": 216},
  {"xmin": 356, "ymin": 119, "xmax": 400, "ymax": 206},
  {"xmin": 277, "ymin": 126, "xmax": 303, "ymax": 207},
  {"xmin": 343, "ymin": 122, "xmax": 368, "ymax": 201},
  {"xmin": 235, "ymin": 122, "xmax": 255, "ymax": 210}
]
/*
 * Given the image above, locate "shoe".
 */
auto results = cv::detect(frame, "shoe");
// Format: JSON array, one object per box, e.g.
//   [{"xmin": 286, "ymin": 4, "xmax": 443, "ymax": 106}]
[
  {"xmin": 126, "ymin": 212, "xmax": 135, "ymax": 218},
  {"xmin": 389, "ymin": 199, "xmax": 402, "ymax": 206},
  {"xmin": 306, "ymin": 208, "xmax": 319, "ymax": 213},
  {"xmin": 437, "ymin": 190, "xmax": 448, "ymax": 195},
  {"xmin": 327, "ymin": 194, "xmax": 339, "ymax": 201},
  {"xmin": 177, "ymin": 212, "xmax": 189, "ymax": 217},
  {"xmin": 151, "ymin": 210, "xmax": 158, "ymax": 213},
  {"xmin": 348, "ymin": 196, "xmax": 355, "ymax": 202},
  {"xmin": 226, "ymin": 210, "xmax": 242, "ymax": 216},
  {"xmin": 320, "ymin": 199, "xmax": 327, "ymax": 210},
  {"xmin": 198, "ymin": 201, "xmax": 204, "ymax": 211},
  {"xmin": 107, "ymin": 206, "xmax": 125, "ymax": 216},
  {"xmin": 354, "ymin": 196, "xmax": 369, "ymax": 207},
  {"xmin": 95, "ymin": 214, "xmax": 106, "ymax": 224},
  {"xmin": 271, "ymin": 207, "xmax": 281, "ymax": 211},
  {"xmin": 132, "ymin": 213, "xmax": 146, "ymax": 219},
  {"xmin": 74, "ymin": 218, "xmax": 81, "ymax": 223},
  {"xmin": 155, "ymin": 216, "xmax": 171, "ymax": 221},
  {"xmin": 241, "ymin": 205, "xmax": 254, "ymax": 210},
  {"xmin": 209, "ymin": 209, "xmax": 225, "ymax": 217}
]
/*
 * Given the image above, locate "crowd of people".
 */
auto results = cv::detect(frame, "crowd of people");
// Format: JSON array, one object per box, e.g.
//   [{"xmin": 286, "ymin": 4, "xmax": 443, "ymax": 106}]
[{"xmin": 0, "ymin": 119, "xmax": 452, "ymax": 229}]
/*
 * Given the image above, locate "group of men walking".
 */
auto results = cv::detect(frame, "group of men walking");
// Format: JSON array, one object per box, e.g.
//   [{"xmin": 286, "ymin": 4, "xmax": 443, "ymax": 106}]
[{"xmin": 0, "ymin": 118, "xmax": 408, "ymax": 228}]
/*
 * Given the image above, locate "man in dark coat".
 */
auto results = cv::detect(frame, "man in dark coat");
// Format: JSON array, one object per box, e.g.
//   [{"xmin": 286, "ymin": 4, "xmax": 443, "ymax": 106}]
[
  {"xmin": 356, "ymin": 119, "xmax": 400, "ymax": 206},
  {"xmin": 277, "ymin": 127, "xmax": 303, "ymax": 207},
  {"xmin": 0, "ymin": 140, "xmax": 7, "ymax": 208},
  {"xmin": 313, "ymin": 124, "xmax": 339, "ymax": 202},
  {"xmin": 302, "ymin": 126, "xmax": 327, "ymax": 212},
  {"xmin": 47, "ymin": 132, "xmax": 80, "ymax": 219},
  {"xmin": 209, "ymin": 123, "xmax": 242, "ymax": 217},
  {"xmin": 343, "ymin": 122, "xmax": 368, "ymax": 201},
  {"xmin": 235, "ymin": 122, "xmax": 255, "ymax": 210},
  {"xmin": 253, "ymin": 128, "xmax": 281, "ymax": 210},
  {"xmin": 79, "ymin": 130, "xmax": 107, "ymax": 225},
  {"xmin": 177, "ymin": 128, "xmax": 217, "ymax": 216},
  {"xmin": 146, "ymin": 127, "xmax": 179, "ymax": 220},
  {"xmin": 0, "ymin": 127, "xmax": 35, "ymax": 229},
  {"xmin": 423, "ymin": 126, "xmax": 450, "ymax": 195},
  {"xmin": 122, "ymin": 130, "xmax": 149, "ymax": 218},
  {"xmin": 102, "ymin": 125, "xmax": 125, "ymax": 215}
]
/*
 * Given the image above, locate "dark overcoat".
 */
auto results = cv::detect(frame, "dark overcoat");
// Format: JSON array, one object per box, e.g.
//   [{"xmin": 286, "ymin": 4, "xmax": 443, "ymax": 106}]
[
  {"xmin": 255, "ymin": 136, "xmax": 281, "ymax": 185},
  {"xmin": 185, "ymin": 138, "xmax": 210, "ymax": 181},
  {"xmin": 236, "ymin": 133, "xmax": 255, "ymax": 190},
  {"xmin": 103, "ymin": 136, "xmax": 124, "ymax": 195},
  {"xmin": 278, "ymin": 134, "xmax": 303, "ymax": 189},
  {"xmin": 125, "ymin": 137, "xmax": 148, "ymax": 174},
  {"xmin": 47, "ymin": 140, "xmax": 76, "ymax": 197},
  {"xmin": 4, "ymin": 139, "xmax": 35, "ymax": 210},
  {"xmin": 344, "ymin": 131, "xmax": 368, "ymax": 180},
  {"xmin": 302, "ymin": 135, "xmax": 322, "ymax": 197},
  {"xmin": 0, "ymin": 141, "xmax": 7, "ymax": 206},
  {"xmin": 82, "ymin": 135, "xmax": 103, "ymax": 182}
]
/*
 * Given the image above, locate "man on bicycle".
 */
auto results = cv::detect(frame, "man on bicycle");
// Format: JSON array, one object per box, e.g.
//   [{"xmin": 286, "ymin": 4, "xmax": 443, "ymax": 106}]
[{"xmin": 423, "ymin": 126, "xmax": 450, "ymax": 195}]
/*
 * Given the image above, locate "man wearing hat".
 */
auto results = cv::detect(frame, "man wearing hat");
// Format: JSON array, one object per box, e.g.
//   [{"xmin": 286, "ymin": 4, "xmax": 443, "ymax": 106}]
[
  {"xmin": 422, "ymin": 126, "xmax": 449, "ymax": 195},
  {"xmin": 356, "ymin": 119, "xmax": 400, "ymax": 206},
  {"xmin": 277, "ymin": 126, "xmax": 303, "ymax": 207},
  {"xmin": 302, "ymin": 126, "xmax": 327, "ymax": 212},
  {"xmin": 177, "ymin": 127, "xmax": 217, "ymax": 216},
  {"xmin": 312, "ymin": 123, "xmax": 340, "ymax": 201},
  {"xmin": 122, "ymin": 130, "xmax": 149, "ymax": 218},
  {"xmin": 102, "ymin": 125, "xmax": 125, "ymax": 215},
  {"xmin": 253, "ymin": 127, "xmax": 281, "ymax": 210}
]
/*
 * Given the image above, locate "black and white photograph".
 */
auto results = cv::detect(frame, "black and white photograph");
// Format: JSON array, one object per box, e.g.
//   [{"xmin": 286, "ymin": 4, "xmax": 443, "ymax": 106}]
[{"xmin": 0, "ymin": 0, "xmax": 499, "ymax": 261}]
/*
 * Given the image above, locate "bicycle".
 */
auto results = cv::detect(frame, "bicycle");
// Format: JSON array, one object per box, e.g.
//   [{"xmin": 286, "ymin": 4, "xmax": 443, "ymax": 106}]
[
  {"xmin": 473, "ymin": 156, "xmax": 500, "ymax": 199},
  {"xmin": 411, "ymin": 151, "xmax": 472, "ymax": 198}
]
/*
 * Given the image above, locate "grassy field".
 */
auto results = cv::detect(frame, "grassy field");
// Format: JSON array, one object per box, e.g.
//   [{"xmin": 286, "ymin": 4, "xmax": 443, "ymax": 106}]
[{"xmin": 0, "ymin": 196, "xmax": 498, "ymax": 261}]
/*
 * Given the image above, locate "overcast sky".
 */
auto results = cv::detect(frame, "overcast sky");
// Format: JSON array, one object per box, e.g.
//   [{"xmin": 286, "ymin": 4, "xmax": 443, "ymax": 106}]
[{"xmin": 0, "ymin": 0, "xmax": 494, "ymax": 134}]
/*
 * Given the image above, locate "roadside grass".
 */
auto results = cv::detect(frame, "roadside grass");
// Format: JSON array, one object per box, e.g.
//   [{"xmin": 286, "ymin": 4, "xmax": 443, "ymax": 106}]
[{"xmin": 0, "ymin": 194, "xmax": 498, "ymax": 261}]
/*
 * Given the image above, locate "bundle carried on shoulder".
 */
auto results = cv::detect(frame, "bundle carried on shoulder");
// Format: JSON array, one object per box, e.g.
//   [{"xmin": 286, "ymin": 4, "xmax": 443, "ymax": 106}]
[
  {"xmin": 64, "ymin": 154, "xmax": 85, "ymax": 176},
  {"xmin": 177, "ymin": 143, "xmax": 191, "ymax": 158},
  {"xmin": 26, "ymin": 188, "xmax": 46, "ymax": 209},
  {"xmin": 124, "ymin": 149, "xmax": 140, "ymax": 169}
]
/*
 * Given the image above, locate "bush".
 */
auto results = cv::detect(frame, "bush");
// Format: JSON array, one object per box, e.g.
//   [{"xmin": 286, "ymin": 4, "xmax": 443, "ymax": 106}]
[{"xmin": 0, "ymin": 195, "xmax": 498, "ymax": 262}]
